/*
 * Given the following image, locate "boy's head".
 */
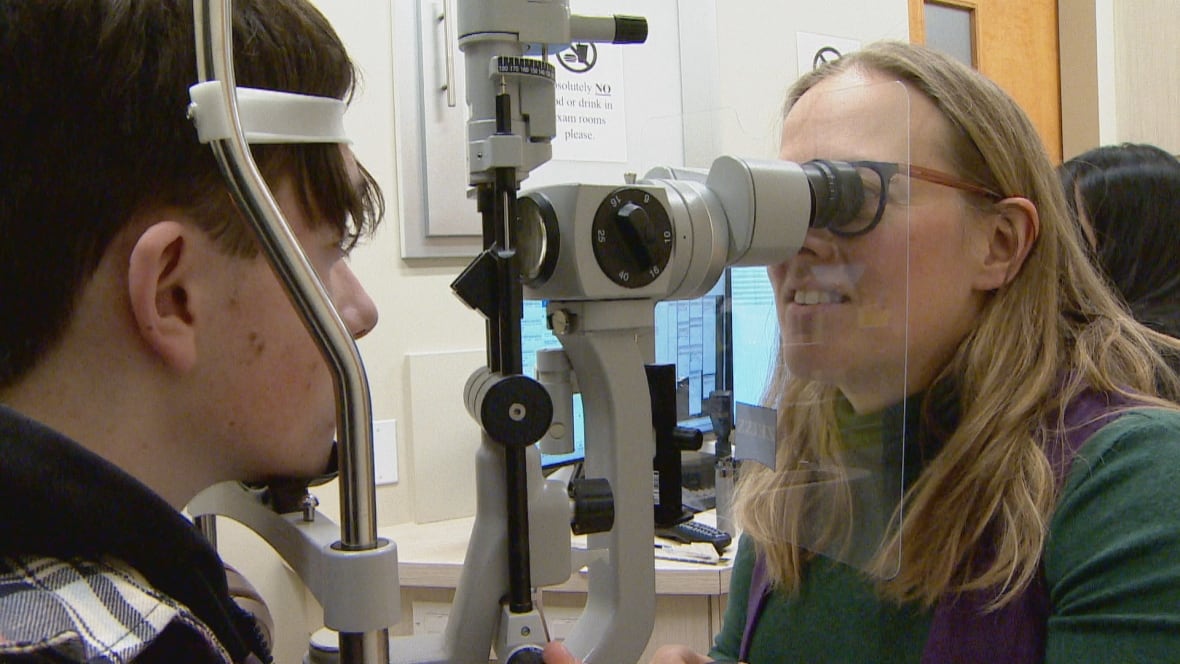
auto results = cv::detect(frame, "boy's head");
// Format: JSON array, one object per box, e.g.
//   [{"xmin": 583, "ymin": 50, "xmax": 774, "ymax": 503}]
[
  {"xmin": 0, "ymin": 0, "xmax": 383, "ymax": 504},
  {"xmin": 0, "ymin": 0, "xmax": 382, "ymax": 388}
]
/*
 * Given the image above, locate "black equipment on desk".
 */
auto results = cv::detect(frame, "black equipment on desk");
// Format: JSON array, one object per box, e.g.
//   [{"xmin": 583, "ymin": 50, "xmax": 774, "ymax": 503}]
[
  {"xmin": 651, "ymin": 368, "xmax": 734, "ymax": 556},
  {"xmin": 656, "ymin": 520, "xmax": 733, "ymax": 555},
  {"xmin": 649, "ymin": 364, "xmax": 705, "ymax": 528}
]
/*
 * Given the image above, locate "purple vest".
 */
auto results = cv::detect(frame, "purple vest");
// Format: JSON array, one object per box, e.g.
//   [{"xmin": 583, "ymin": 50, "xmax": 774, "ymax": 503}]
[{"xmin": 739, "ymin": 392, "xmax": 1128, "ymax": 663}]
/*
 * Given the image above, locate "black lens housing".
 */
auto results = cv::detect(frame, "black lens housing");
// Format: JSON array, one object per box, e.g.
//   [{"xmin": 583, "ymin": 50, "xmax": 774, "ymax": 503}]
[{"xmin": 802, "ymin": 159, "xmax": 865, "ymax": 232}]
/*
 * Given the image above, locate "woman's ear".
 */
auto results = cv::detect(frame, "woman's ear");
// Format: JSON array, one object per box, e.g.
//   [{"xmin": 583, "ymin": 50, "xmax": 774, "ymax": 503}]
[
  {"xmin": 973, "ymin": 197, "xmax": 1040, "ymax": 291},
  {"xmin": 127, "ymin": 221, "xmax": 198, "ymax": 371}
]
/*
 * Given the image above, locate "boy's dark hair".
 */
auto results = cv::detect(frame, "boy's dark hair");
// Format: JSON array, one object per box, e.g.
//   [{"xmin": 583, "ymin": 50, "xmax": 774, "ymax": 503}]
[
  {"xmin": 1059, "ymin": 143, "xmax": 1180, "ymax": 339},
  {"xmin": 0, "ymin": 0, "xmax": 383, "ymax": 388}
]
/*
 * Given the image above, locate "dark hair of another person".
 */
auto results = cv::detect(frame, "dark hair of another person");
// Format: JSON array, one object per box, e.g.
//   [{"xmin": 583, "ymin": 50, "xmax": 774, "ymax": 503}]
[
  {"xmin": 1059, "ymin": 143, "xmax": 1180, "ymax": 339},
  {"xmin": 0, "ymin": 0, "xmax": 384, "ymax": 389}
]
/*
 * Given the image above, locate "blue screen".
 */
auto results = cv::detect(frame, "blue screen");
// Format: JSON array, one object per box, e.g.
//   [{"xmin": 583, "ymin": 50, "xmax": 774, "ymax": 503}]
[
  {"xmin": 728, "ymin": 266, "xmax": 778, "ymax": 408},
  {"xmin": 522, "ymin": 276, "xmax": 730, "ymax": 469}
]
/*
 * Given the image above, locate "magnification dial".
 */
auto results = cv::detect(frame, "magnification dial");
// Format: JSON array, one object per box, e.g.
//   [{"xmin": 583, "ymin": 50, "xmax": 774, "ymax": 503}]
[{"xmin": 591, "ymin": 187, "xmax": 674, "ymax": 288}]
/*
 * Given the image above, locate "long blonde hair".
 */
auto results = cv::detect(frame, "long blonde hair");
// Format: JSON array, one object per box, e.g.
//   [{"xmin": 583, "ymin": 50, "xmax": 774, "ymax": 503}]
[{"xmin": 736, "ymin": 41, "xmax": 1180, "ymax": 609}]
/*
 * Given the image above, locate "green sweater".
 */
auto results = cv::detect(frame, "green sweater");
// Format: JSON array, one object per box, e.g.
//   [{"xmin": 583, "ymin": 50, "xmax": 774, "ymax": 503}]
[{"xmin": 710, "ymin": 408, "xmax": 1180, "ymax": 663}]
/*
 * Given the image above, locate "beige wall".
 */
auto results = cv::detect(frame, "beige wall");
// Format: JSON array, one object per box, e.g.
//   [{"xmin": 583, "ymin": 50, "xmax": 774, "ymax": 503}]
[{"xmin": 1060, "ymin": 0, "xmax": 1180, "ymax": 158}]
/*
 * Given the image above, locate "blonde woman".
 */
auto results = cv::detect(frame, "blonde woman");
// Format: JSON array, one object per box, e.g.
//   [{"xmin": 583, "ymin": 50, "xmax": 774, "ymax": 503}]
[{"xmin": 546, "ymin": 40, "xmax": 1180, "ymax": 664}]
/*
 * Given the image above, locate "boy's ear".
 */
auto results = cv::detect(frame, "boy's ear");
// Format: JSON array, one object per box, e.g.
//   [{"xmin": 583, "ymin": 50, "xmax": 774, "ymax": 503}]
[
  {"xmin": 973, "ymin": 197, "xmax": 1040, "ymax": 291},
  {"xmin": 127, "ymin": 221, "xmax": 199, "ymax": 372}
]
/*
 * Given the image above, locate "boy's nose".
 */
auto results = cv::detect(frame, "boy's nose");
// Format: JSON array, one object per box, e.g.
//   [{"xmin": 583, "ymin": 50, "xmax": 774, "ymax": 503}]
[{"xmin": 334, "ymin": 263, "xmax": 378, "ymax": 339}]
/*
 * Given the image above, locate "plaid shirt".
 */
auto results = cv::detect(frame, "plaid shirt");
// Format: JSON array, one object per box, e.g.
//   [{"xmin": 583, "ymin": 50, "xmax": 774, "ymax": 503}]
[
  {"xmin": 0, "ymin": 556, "xmax": 233, "ymax": 663},
  {"xmin": 0, "ymin": 405, "xmax": 271, "ymax": 663}
]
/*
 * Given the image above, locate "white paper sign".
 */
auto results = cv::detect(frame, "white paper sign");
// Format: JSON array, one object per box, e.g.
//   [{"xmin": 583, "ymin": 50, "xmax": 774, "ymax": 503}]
[
  {"xmin": 796, "ymin": 32, "xmax": 863, "ymax": 77},
  {"xmin": 548, "ymin": 43, "xmax": 628, "ymax": 162},
  {"xmin": 735, "ymin": 402, "xmax": 778, "ymax": 470}
]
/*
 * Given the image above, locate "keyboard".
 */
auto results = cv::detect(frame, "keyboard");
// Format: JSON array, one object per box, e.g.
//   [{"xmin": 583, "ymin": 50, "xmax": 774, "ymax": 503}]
[{"xmin": 656, "ymin": 519, "xmax": 733, "ymax": 554}]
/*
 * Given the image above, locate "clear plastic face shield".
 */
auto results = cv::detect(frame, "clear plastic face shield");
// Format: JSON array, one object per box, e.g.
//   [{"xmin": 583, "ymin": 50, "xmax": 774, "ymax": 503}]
[{"xmin": 766, "ymin": 79, "xmax": 913, "ymax": 578}]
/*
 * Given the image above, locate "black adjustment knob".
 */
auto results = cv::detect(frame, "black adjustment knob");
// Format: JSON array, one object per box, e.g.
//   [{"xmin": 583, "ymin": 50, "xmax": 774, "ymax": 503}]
[
  {"xmin": 672, "ymin": 426, "xmax": 703, "ymax": 451},
  {"xmin": 569, "ymin": 477, "xmax": 614, "ymax": 535},
  {"xmin": 504, "ymin": 645, "xmax": 545, "ymax": 664},
  {"xmin": 591, "ymin": 187, "xmax": 673, "ymax": 288},
  {"xmin": 612, "ymin": 15, "xmax": 648, "ymax": 44},
  {"xmin": 481, "ymin": 375, "xmax": 553, "ymax": 448},
  {"xmin": 465, "ymin": 370, "xmax": 554, "ymax": 449},
  {"xmin": 617, "ymin": 201, "xmax": 650, "ymax": 233},
  {"xmin": 614, "ymin": 202, "xmax": 655, "ymax": 270}
]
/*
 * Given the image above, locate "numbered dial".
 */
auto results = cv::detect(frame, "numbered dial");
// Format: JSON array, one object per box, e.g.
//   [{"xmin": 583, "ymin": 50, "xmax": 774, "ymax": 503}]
[{"xmin": 591, "ymin": 188, "xmax": 673, "ymax": 288}]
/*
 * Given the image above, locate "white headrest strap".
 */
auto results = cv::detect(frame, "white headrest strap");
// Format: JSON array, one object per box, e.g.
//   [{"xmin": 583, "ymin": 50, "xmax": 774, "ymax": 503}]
[{"xmin": 188, "ymin": 81, "xmax": 350, "ymax": 144}]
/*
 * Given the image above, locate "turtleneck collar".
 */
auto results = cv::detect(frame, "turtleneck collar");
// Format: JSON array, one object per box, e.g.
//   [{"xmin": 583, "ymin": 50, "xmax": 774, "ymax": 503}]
[{"xmin": 832, "ymin": 386, "xmax": 958, "ymax": 485}]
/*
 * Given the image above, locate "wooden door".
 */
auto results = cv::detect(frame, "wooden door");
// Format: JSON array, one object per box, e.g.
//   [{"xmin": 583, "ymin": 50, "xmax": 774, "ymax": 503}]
[{"xmin": 909, "ymin": 0, "xmax": 1062, "ymax": 163}]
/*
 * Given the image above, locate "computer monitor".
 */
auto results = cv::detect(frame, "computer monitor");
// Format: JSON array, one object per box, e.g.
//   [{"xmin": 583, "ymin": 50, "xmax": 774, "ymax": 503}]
[
  {"xmin": 727, "ymin": 266, "xmax": 778, "ymax": 409},
  {"xmin": 521, "ymin": 274, "xmax": 731, "ymax": 471},
  {"xmin": 653, "ymin": 277, "xmax": 729, "ymax": 428}
]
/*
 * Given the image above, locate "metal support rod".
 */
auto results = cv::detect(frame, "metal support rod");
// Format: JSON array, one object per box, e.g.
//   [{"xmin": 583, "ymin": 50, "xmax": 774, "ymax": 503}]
[
  {"xmin": 439, "ymin": 1, "xmax": 457, "ymax": 108},
  {"xmin": 191, "ymin": 2, "xmax": 388, "ymax": 662},
  {"xmin": 491, "ymin": 86, "xmax": 533, "ymax": 613}
]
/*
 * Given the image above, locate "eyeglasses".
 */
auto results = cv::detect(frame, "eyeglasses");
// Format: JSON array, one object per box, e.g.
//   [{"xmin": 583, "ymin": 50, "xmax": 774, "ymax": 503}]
[{"xmin": 812, "ymin": 159, "xmax": 1005, "ymax": 237}]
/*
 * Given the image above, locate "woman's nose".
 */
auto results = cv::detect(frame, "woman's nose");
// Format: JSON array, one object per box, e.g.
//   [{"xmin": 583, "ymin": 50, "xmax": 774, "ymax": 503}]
[
  {"xmin": 333, "ymin": 262, "xmax": 379, "ymax": 339},
  {"xmin": 769, "ymin": 229, "xmax": 840, "ymax": 279},
  {"xmin": 798, "ymin": 228, "xmax": 840, "ymax": 261}
]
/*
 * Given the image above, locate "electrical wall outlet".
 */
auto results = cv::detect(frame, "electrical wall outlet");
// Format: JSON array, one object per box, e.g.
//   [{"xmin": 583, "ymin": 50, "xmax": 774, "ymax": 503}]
[
  {"xmin": 411, "ymin": 601, "xmax": 450, "ymax": 635},
  {"xmin": 374, "ymin": 419, "xmax": 398, "ymax": 485}
]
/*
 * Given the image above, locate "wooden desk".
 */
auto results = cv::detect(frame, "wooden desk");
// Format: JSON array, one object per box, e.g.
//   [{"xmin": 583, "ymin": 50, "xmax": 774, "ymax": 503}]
[{"xmin": 379, "ymin": 513, "xmax": 734, "ymax": 663}]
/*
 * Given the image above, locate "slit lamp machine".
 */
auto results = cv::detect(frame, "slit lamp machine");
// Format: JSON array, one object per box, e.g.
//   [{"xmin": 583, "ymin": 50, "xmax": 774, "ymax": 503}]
[{"xmin": 185, "ymin": 1, "xmax": 866, "ymax": 662}]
